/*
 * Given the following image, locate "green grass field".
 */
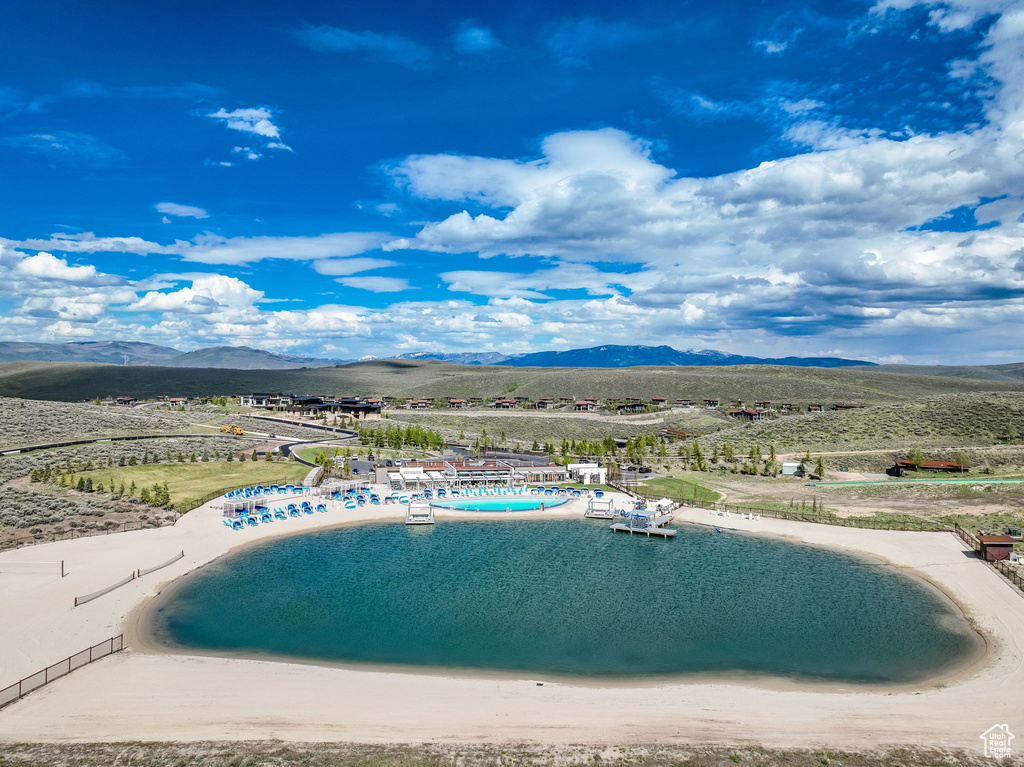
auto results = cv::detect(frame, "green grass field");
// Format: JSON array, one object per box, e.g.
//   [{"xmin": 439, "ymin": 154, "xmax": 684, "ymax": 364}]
[
  {"xmin": 634, "ymin": 476, "xmax": 722, "ymax": 503},
  {"xmin": 79, "ymin": 461, "xmax": 309, "ymax": 508}
]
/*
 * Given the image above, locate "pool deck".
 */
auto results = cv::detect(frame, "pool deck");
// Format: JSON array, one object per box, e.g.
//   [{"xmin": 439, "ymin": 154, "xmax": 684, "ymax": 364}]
[{"xmin": 0, "ymin": 486, "xmax": 1023, "ymax": 752}]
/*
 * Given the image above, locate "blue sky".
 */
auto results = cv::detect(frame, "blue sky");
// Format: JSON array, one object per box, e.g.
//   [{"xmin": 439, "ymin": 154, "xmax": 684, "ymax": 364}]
[{"xmin": 1, "ymin": 0, "xmax": 1022, "ymax": 364}]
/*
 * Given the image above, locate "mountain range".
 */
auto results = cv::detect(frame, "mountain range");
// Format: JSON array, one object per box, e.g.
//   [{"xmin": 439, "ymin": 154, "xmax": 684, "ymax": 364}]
[
  {"xmin": 0, "ymin": 342, "xmax": 344, "ymax": 370},
  {"xmin": 0, "ymin": 340, "xmax": 877, "ymax": 370},
  {"xmin": 394, "ymin": 344, "xmax": 875, "ymax": 368}
]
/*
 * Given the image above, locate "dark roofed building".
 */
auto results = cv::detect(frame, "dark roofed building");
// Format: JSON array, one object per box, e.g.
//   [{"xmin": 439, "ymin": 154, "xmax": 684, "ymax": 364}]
[{"xmin": 978, "ymin": 535, "xmax": 1015, "ymax": 561}]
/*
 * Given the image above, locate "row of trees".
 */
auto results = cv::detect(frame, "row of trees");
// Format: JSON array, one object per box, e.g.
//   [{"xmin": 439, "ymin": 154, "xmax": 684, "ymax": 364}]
[{"xmin": 356, "ymin": 423, "xmax": 448, "ymax": 451}]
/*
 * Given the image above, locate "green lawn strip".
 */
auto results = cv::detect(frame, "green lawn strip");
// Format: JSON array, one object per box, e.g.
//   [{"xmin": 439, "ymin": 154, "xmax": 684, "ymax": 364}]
[
  {"xmin": 79, "ymin": 461, "xmax": 309, "ymax": 508},
  {"xmin": 633, "ymin": 476, "xmax": 721, "ymax": 503}
]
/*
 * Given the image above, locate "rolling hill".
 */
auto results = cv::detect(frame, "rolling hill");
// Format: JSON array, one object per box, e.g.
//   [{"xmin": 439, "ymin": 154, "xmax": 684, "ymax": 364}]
[
  {"xmin": 2, "ymin": 358, "xmax": 1023, "ymax": 404},
  {"xmin": 155, "ymin": 346, "xmax": 345, "ymax": 370},
  {"xmin": 0, "ymin": 341, "xmax": 182, "ymax": 366},
  {"xmin": 868, "ymin": 362, "xmax": 1024, "ymax": 382}
]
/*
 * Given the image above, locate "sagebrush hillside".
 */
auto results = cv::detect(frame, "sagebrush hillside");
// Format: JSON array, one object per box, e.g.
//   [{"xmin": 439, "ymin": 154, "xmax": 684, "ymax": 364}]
[
  {"xmin": 0, "ymin": 397, "xmax": 196, "ymax": 449},
  {"xmin": 3, "ymin": 359, "xmax": 1024, "ymax": 403},
  {"xmin": 698, "ymin": 392, "xmax": 1024, "ymax": 452}
]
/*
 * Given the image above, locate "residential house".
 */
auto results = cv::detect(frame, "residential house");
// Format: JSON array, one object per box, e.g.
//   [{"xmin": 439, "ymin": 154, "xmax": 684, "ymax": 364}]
[
  {"xmin": 240, "ymin": 393, "xmax": 293, "ymax": 409},
  {"xmin": 729, "ymin": 408, "xmax": 766, "ymax": 421},
  {"xmin": 704, "ymin": 398, "xmax": 720, "ymax": 408},
  {"xmin": 448, "ymin": 399, "xmax": 469, "ymax": 409},
  {"xmin": 574, "ymin": 400, "xmax": 596, "ymax": 412}
]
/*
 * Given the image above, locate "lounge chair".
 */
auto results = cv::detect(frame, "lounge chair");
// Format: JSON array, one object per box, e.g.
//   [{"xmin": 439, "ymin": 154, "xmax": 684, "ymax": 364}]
[
  {"xmin": 274, "ymin": 509, "xmax": 287, "ymax": 520},
  {"xmin": 231, "ymin": 518, "xmax": 244, "ymax": 530},
  {"xmin": 316, "ymin": 503, "xmax": 327, "ymax": 513}
]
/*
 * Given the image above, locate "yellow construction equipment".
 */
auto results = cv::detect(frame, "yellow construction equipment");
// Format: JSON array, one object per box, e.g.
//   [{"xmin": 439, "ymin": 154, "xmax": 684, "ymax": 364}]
[{"xmin": 219, "ymin": 424, "xmax": 245, "ymax": 435}]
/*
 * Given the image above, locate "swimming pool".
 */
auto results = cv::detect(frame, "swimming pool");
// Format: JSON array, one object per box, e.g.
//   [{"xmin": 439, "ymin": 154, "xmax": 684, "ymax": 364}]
[{"xmin": 432, "ymin": 497, "xmax": 572, "ymax": 512}]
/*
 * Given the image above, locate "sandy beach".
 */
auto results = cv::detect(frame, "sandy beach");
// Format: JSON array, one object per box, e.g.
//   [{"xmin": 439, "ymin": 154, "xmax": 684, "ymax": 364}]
[{"xmin": 0, "ymin": 488, "xmax": 1021, "ymax": 750}]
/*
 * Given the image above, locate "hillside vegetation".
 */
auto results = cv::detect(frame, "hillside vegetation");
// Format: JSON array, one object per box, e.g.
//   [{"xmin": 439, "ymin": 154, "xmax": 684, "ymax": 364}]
[
  {"xmin": 390, "ymin": 410, "xmax": 726, "ymax": 443},
  {"xmin": 0, "ymin": 396, "xmax": 196, "ymax": 448},
  {"xmin": 698, "ymin": 392, "xmax": 1024, "ymax": 452},
  {"xmin": 3, "ymin": 359, "xmax": 1024, "ymax": 403}
]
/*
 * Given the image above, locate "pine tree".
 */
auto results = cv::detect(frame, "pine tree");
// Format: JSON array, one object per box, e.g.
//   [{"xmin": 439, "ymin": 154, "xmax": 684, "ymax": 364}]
[
  {"xmin": 118, "ymin": 456, "xmax": 126, "ymax": 467},
  {"xmin": 251, "ymin": 449, "xmax": 258, "ymax": 461},
  {"xmin": 129, "ymin": 480, "xmax": 137, "ymax": 497},
  {"xmin": 815, "ymin": 456, "xmax": 826, "ymax": 479},
  {"xmin": 139, "ymin": 487, "xmax": 152, "ymax": 504},
  {"xmin": 190, "ymin": 452, "xmax": 198, "ymax": 463},
  {"xmin": 128, "ymin": 455, "xmax": 138, "ymax": 466},
  {"xmin": 76, "ymin": 477, "xmax": 86, "ymax": 491},
  {"xmin": 227, "ymin": 451, "xmax": 235, "ymax": 462},
  {"xmin": 84, "ymin": 477, "xmax": 93, "ymax": 492},
  {"xmin": 240, "ymin": 452, "xmax": 246, "ymax": 462}
]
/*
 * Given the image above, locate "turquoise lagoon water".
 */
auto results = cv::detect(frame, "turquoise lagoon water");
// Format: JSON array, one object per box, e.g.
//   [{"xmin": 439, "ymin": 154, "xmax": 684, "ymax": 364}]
[
  {"xmin": 150, "ymin": 520, "xmax": 978, "ymax": 682},
  {"xmin": 432, "ymin": 497, "xmax": 571, "ymax": 511}
]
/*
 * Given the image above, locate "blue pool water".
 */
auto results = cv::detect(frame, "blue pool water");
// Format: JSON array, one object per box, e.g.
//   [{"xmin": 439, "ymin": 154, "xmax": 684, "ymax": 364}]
[
  {"xmin": 432, "ymin": 497, "xmax": 571, "ymax": 511},
  {"xmin": 150, "ymin": 520, "xmax": 979, "ymax": 682}
]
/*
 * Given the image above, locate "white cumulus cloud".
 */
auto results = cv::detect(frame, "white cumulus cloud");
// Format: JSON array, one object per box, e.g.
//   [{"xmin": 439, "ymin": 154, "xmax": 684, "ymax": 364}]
[{"xmin": 156, "ymin": 202, "xmax": 209, "ymax": 219}]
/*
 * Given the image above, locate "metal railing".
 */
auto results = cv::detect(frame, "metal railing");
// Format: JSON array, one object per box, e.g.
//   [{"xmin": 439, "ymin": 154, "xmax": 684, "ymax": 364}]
[{"xmin": 0, "ymin": 635, "xmax": 123, "ymax": 709}]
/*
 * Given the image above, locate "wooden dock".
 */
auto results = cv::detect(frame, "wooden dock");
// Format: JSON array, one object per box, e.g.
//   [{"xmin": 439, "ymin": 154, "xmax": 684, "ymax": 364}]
[{"xmin": 610, "ymin": 522, "xmax": 677, "ymax": 537}]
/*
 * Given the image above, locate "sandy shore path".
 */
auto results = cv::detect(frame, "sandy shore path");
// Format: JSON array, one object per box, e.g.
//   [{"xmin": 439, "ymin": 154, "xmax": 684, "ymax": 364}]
[{"xmin": 0, "ymin": 493, "xmax": 1022, "ymax": 750}]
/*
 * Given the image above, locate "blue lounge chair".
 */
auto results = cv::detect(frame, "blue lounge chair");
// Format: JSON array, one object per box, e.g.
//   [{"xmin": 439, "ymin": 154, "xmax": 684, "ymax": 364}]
[
  {"xmin": 245, "ymin": 515, "xmax": 258, "ymax": 526},
  {"xmin": 289, "ymin": 507, "xmax": 301, "ymax": 518},
  {"xmin": 231, "ymin": 518, "xmax": 244, "ymax": 530},
  {"xmin": 316, "ymin": 503, "xmax": 327, "ymax": 513},
  {"xmin": 222, "ymin": 518, "xmax": 233, "ymax": 528},
  {"xmin": 260, "ymin": 511, "xmax": 273, "ymax": 523},
  {"xmin": 274, "ymin": 509, "xmax": 287, "ymax": 520}
]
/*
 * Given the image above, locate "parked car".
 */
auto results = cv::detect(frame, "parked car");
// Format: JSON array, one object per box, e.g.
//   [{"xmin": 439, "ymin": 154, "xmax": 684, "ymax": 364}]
[{"xmin": 638, "ymin": 466, "xmax": 652, "ymax": 474}]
